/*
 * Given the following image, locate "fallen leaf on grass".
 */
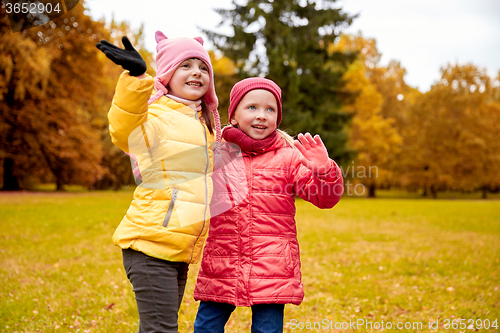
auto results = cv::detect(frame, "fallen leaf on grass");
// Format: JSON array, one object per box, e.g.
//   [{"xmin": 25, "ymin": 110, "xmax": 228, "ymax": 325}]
[{"xmin": 105, "ymin": 303, "xmax": 115, "ymax": 310}]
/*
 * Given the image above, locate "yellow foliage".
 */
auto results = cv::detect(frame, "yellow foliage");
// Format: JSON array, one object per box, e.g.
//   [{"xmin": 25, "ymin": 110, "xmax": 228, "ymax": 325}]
[
  {"xmin": 209, "ymin": 50, "xmax": 236, "ymax": 76},
  {"xmin": 399, "ymin": 63, "xmax": 500, "ymax": 194},
  {"xmin": 337, "ymin": 34, "xmax": 404, "ymax": 190}
]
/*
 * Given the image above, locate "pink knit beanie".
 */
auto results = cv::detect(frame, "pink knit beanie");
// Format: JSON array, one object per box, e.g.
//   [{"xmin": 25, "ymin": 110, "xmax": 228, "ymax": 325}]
[
  {"xmin": 228, "ymin": 77, "xmax": 283, "ymax": 126},
  {"xmin": 148, "ymin": 31, "xmax": 221, "ymax": 143}
]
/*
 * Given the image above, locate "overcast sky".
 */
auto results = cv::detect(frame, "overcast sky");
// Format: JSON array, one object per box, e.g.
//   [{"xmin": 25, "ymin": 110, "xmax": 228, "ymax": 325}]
[{"xmin": 85, "ymin": 0, "xmax": 500, "ymax": 92}]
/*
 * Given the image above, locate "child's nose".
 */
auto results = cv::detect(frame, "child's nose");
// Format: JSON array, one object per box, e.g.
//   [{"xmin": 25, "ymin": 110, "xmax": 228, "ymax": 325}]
[
  {"xmin": 256, "ymin": 110, "xmax": 267, "ymax": 119},
  {"xmin": 191, "ymin": 67, "xmax": 202, "ymax": 76}
]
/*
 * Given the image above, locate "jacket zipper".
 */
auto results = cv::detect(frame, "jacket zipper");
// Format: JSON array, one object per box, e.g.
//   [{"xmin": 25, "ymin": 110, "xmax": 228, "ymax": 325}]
[
  {"xmin": 189, "ymin": 122, "xmax": 210, "ymax": 262},
  {"xmin": 162, "ymin": 110, "xmax": 198, "ymax": 223},
  {"xmin": 163, "ymin": 188, "xmax": 178, "ymax": 227}
]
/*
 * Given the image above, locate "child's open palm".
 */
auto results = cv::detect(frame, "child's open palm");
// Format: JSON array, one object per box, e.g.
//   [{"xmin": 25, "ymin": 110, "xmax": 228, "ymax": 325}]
[
  {"xmin": 96, "ymin": 36, "xmax": 147, "ymax": 77},
  {"xmin": 293, "ymin": 133, "xmax": 331, "ymax": 174}
]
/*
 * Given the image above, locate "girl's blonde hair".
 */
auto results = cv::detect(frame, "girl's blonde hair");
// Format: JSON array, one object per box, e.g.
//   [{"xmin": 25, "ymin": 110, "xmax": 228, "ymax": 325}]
[{"xmin": 277, "ymin": 129, "xmax": 297, "ymax": 149}]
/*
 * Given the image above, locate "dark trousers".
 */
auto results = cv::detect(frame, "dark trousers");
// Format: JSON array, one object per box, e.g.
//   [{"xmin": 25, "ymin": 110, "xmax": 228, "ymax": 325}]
[
  {"xmin": 193, "ymin": 301, "xmax": 285, "ymax": 333},
  {"xmin": 122, "ymin": 248, "xmax": 189, "ymax": 333}
]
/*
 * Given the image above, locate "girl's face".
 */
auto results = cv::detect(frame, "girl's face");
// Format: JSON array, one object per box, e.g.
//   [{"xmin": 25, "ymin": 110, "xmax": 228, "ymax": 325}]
[
  {"xmin": 231, "ymin": 89, "xmax": 278, "ymax": 140},
  {"xmin": 168, "ymin": 58, "xmax": 210, "ymax": 100}
]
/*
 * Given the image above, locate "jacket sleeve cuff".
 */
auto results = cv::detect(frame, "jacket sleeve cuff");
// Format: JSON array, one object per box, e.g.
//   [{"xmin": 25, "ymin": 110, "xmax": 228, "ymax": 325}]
[{"xmin": 314, "ymin": 159, "xmax": 341, "ymax": 182}]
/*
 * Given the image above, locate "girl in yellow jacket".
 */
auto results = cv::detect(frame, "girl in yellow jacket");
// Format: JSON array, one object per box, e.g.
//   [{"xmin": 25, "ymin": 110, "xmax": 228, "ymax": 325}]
[{"xmin": 96, "ymin": 31, "xmax": 221, "ymax": 332}]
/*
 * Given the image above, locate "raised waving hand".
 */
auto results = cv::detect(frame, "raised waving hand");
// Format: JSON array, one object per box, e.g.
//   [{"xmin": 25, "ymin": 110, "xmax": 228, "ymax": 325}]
[
  {"xmin": 96, "ymin": 36, "xmax": 147, "ymax": 76},
  {"xmin": 293, "ymin": 133, "xmax": 331, "ymax": 174}
]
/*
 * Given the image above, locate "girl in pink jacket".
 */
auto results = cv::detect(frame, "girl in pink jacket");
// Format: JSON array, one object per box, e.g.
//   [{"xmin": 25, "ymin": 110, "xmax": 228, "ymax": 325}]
[{"xmin": 193, "ymin": 78, "xmax": 344, "ymax": 333}]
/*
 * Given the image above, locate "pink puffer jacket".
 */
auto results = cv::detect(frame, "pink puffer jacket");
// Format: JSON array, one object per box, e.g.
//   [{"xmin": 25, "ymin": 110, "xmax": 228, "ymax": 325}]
[{"xmin": 194, "ymin": 139, "xmax": 343, "ymax": 307}]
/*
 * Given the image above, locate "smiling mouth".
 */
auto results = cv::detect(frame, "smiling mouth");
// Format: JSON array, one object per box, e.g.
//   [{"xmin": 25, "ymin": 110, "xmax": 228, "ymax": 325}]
[
  {"xmin": 186, "ymin": 82, "xmax": 202, "ymax": 87},
  {"xmin": 252, "ymin": 125, "xmax": 267, "ymax": 130}
]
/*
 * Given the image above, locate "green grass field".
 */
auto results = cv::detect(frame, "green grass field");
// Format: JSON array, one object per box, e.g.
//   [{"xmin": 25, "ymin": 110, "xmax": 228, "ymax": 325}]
[{"xmin": 1, "ymin": 191, "xmax": 499, "ymax": 332}]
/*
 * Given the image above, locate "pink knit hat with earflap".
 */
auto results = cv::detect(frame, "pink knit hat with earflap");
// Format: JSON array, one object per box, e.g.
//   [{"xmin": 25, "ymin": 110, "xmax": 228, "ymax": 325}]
[
  {"xmin": 228, "ymin": 77, "xmax": 282, "ymax": 126},
  {"xmin": 148, "ymin": 31, "xmax": 221, "ymax": 143}
]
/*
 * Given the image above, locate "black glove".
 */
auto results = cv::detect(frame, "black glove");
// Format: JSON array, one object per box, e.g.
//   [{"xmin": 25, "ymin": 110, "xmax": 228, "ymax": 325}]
[{"xmin": 96, "ymin": 36, "xmax": 147, "ymax": 76}]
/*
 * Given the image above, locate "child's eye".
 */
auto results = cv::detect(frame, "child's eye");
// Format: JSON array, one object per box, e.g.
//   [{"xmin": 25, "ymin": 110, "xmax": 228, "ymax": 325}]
[
  {"xmin": 200, "ymin": 66, "xmax": 208, "ymax": 72},
  {"xmin": 248, "ymin": 105, "xmax": 256, "ymax": 110},
  {"xmin": 267, "ymin": 108, "xmax": 275, "ymax": 112},
  {"xmin": 181, "ymin": 63, "xmax": 190, "ymax": 68}
]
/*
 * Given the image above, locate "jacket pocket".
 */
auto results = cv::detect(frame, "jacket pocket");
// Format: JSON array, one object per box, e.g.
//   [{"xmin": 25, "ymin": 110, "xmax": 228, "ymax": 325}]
[{"xmin": 163, "ymin": 188, "xmax": 178, "ymax": 227}]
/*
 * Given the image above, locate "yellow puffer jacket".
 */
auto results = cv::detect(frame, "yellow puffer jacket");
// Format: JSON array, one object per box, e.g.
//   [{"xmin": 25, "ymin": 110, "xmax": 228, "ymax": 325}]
[{"xmin": 108, "ymin": 71, "xmax": 214, "ymax": 264}]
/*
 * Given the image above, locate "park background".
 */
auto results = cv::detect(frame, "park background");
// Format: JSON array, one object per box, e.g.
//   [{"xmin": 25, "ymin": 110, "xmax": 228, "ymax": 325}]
[{"xmin": 1, "ymin": 0, "xmax": 499, "ymax": 332}]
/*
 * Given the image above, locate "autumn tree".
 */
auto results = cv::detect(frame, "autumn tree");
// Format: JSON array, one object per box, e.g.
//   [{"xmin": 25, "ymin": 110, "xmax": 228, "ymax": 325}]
[
  {"xmin": 207, "ymin": 50, "xmax": 238, "ymax": 125},
  {"xmin": 0, "ymin": 0, "xmax": 156, "ymax": 191},
  {"xmin": 334, "ymin": 33, "xmax": 416, "ymax": 197},
  {"xmin": 0, "ymin": 2, "xmax": 109, "ymax": 190},
  {"xmin": 205, "ymin": 0, "xmax": 357, "ymax": 163},
  {"xmin": 399, "ymin": 64, "xmax": 500, "ymax": 198}
]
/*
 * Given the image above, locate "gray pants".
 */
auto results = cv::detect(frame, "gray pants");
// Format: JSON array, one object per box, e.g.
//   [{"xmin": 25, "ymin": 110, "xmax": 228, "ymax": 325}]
[{"xmin": 122, "ymin": 249, "xmax": 189, "ymax": 333}]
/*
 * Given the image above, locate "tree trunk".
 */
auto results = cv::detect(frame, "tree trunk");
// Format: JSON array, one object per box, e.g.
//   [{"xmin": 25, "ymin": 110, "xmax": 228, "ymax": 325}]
[
  {"xmin": 422, "ymin": 186, "xmax": 428, "ymax": 197},
  {"xmin": 482, "ymin": 186, "xmax": 488, "ymax": 199},
  {"xmin": 430, "ymin": 185, "xmax": 437, "ymax": 199},
  {"xmin": 56, "ymin": 175, "xmax": 65, "ymax": 191},
  {"xmin": 2, "ymin": 158, "xmax": 20, "ymax": 191},
  {"xmin": 367, "ymin": 183, "xmax": 376, "ymax": 198}
]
